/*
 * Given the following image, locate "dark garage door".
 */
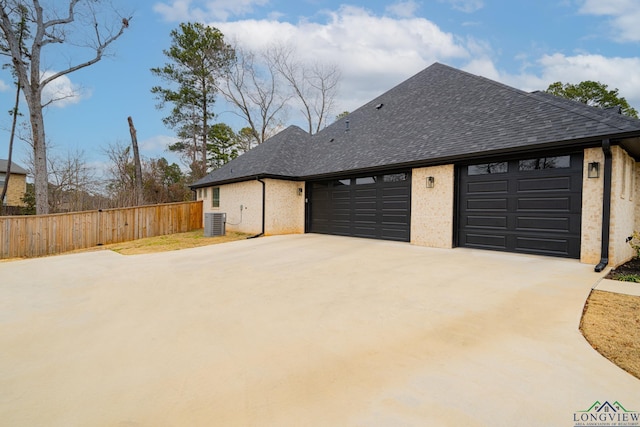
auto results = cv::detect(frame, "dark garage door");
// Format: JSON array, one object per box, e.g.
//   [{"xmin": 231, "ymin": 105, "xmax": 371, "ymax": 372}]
[
  {"xmin": 457, "ymin": 153, "xmax": 583, "ymax": 258},
  {"xmin": 307, "ymin": 172, "xmax": 411, "ymax": 242}
]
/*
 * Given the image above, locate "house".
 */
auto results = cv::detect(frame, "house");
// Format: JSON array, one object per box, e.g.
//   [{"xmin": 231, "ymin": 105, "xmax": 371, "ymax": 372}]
[
  {"xmin": 0, "ymin": 159, "xmax": 27, "ymax": 208},
  {"xmin": 191, "ymin": 63, "xmax": 640, "ymax": 270}
]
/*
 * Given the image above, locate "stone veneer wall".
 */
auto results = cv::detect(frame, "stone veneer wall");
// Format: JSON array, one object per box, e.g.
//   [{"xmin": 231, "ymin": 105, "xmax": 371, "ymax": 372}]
[
  {"xmin": 198, "ymin": 178, "xmax": 305, "ymax": 236},
  {"xmin": 580, "ymin": 147, "xmax": 604, "ymax": 265},
  {"xmin": 410, "ymin": 165, "xmax": 454, "ymax": 248},
  {"xmin": 608, "ymin": 145, "xmax": 636, "ymax": 266}
]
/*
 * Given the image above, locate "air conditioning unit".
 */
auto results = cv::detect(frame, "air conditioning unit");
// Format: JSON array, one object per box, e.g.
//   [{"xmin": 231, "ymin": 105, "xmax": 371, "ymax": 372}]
[{"xmin": 204, "ymin": 212, "xmax": 226, "ymax": 237}]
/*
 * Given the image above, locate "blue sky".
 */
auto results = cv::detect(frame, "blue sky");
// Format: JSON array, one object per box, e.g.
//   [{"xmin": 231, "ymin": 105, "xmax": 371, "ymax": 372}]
[{"xmin": 1, "ymin": 0, "xmax": 639, "ymax": 176}]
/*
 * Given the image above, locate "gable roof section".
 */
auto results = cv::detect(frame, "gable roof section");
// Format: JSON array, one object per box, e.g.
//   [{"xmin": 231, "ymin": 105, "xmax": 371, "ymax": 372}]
[
  {"xmin": 192, "ymin": 125, "xmax": 310, "ymax": 187},
  {"xmin": 193, "ymin": 62, "xmax": 640, "ymax": 188},
  {"xmin": 0, "ymin": 160, "xmax": 27, "ymax": 175}
]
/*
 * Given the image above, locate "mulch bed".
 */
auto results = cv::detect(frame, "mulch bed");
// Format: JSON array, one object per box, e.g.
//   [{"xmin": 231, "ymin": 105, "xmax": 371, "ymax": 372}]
[{"xmin": 605, "ymin": 257, "xmax": 640, "ymax": 281}]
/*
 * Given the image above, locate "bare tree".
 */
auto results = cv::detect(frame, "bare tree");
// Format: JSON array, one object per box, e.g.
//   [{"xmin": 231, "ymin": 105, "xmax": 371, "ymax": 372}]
[
  {"xmin": 0, "ymin": 3, "xmax": 26, "ymax": 215},
  {"xmin": 143, "ymin": 157, "xmax": 190, "ymax": 204},
  {"xmin": 0, "ymin": 1, "xmax": 131, "ymax": 214},
  {"xmin": 270, "ymin": 44, "xmax": 341, "ymax": 134},
  {"xmin": 217, "ymin": 44, "xmax": 290, "ymax": 147},
  {"xmin": 127, "ymin": 116, "xmax": 143, "ymax": 205},
  {"xmin": 103, "ymin": 141, "xmax": 135, "ymax": 208},
  {"xmin": 47, "ymin": 149, "xmax": 100, "ymax": 213}
]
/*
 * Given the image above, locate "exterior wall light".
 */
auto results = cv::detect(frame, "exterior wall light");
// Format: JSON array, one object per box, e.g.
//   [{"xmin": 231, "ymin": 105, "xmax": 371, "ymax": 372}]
[
  {"xmin": 588, "ymin": 162, "xmax": 600, "ymax": 178},
  {"xmin": 298, "ymin": 187, "xmax": 303, "ymax": 196},
  {"xmin": 426, "ymin": 176, "xmax": 435, "ymax": 188}
]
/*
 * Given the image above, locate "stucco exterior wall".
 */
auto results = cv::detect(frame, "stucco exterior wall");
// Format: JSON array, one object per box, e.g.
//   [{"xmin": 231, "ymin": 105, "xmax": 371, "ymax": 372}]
[
  {"xmin": 634, "ymin": 163, "xmax": 640, "ymax": 233},
  {"xmin": 199, "ymin": 181, "xmax": 263, "ymax": 235},
  {"xmin": 580, "ymin": 147, "xmax": 604, "ymax": 265},
  {"xmin": 410, "ymin": 165, "xmax": 454, "ymax": 248},
  {"xmin": 264, "ymin": 179, "xmax": 305, "ymax": 235},
  {"xmin": 608, "ymin": 146, "xmax": 636, "ymax": 266},
  {"xmin": 2, "ymin": 173, "xmax": 26, "ymax": 207},
  {"xmin": 198, "ymin": 179, "xmax": 305, "ymax": 236}
]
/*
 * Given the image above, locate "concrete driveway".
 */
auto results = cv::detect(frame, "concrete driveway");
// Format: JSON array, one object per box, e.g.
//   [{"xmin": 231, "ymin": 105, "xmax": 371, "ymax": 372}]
[{"xmin": 1, "ymin": 234, "xmax": 639, "ymax": 426}]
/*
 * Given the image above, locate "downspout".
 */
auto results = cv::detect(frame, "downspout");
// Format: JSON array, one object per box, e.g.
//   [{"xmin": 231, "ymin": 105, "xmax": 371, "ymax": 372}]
[
  {"xmin": 595, "ymin": 139, "xmax": 612, "ymax": 272},
  {"xmin": 248, "ymin": 177, "xmax": 266, "ymax": 239}
]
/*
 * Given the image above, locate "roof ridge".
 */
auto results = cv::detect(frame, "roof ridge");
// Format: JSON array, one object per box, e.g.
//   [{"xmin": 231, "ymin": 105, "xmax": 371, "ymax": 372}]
[
  {"xmin": 524, "ymin": 91, "xmax": 636, "ymax": 131},
  {"xmin": 439, "ymin": 63, "xmax": 636, "ymax": 131},
  {"xmin": 531, "ymin": 90, "xmax": 640, "ymax": 125}
]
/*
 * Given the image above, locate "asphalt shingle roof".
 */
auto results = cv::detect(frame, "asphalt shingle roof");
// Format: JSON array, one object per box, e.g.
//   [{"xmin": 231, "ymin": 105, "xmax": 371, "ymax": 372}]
[
  {"xmin": 192, "ymin": 62, "xmax": 640, "ymax": 188},
  {"xmin": 0, "ymin": 160, "xmax": 27, "ymax": 175}
]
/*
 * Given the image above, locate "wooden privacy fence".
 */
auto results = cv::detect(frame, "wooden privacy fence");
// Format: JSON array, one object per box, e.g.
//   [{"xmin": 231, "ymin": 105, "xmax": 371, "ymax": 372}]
[{"xmin": 0, "ymin": 201, "xmax": 203, "ymax": 259}]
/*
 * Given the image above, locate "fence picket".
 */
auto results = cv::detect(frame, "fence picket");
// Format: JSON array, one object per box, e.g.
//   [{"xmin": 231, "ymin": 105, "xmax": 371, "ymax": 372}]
[{"xmin": 0, "ymin": 201, "xmax": 203, "ymax": 259}]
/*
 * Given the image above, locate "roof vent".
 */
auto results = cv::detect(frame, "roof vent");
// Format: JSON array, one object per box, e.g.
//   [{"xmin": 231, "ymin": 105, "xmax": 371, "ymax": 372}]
[
  {"xmin": 375, "ymin": 103, "xmax": 384, "ymax": 110},
  {"xmin": 605, "ymin": 105, "xmax": 622, "ymax": 115},
  {"xmin": 345, "ymin": 119, "xmax": 350, "ymax": 132},
  {"xmin": 329, "ymin": 138, "xmax": 335, "ymax": 142}
]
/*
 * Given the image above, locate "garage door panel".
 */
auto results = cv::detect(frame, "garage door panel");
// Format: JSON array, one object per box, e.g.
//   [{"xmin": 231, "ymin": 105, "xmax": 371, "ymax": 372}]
[
  {"xmin": 382, "ymin": 214, "xmax": 409, "ymax": 224},
  {"xmin": 466, "ymin": 215, "xmax": 508, "ymax": 229},
  {"xmin": 332, "ymin": 193, "xmax": 350, "ymax": 202},
  {"xmin": 517, "ymin": 197, "xmax": 571, "ymax": 211},
  {"xmin": 458, "ymin": 153, "xmax": 582, "ymax": 259},
  {"xmin": 355, "ymin": 188, "xmax": 377, "ymax": 198},
  {"xmin": 382, "ymin": 185, "xmax": 410, "ymax": 195},
  {"xmin": 381, "ymin": 227, "xmax": 411, "ymax": 241},
  {"xmin": 516, "ymin": 216, "xmax": 570, "ymax": 232},
  {"xmin": 463, "ymin": 233, "xmax": 507, "ymax": 249},
  {"xmin": 517, "ymin": 176, "xmax": 571, "ymax": 192},
  {"xmin": 515, "ymin": 236, "xmax": 570, "ymax": 256},
  {"xmin": 355, "ymin": 201, "xmax": 377, "ymax": 211},
  {"xmin": 383, "ymin": 200, "xmax": 409, "ymax": 210},
  {"xmin": 308, "ymin": 171, "xmax": 411, "ymax": 242},
  {"xmin": 467, "ymin": 180, "xmax": 508, "ymax": 194},
  {"xmin": 466, "ymin": 198, "xmax": 508, "ymax": 211}
]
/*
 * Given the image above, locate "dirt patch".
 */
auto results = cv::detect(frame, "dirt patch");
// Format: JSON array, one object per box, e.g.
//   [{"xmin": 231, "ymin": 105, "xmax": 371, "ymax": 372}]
[
  {"xmin": 581, "ymin": 290, "xmax": 640, "ymax": 379},
  {"xmin": 104, "ymin": 229, "xmax": 250, "ymax": 255}
]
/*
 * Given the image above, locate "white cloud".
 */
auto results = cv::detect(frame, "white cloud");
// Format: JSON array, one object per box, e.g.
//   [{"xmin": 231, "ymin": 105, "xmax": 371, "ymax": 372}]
[
  {"xmin": 151, "ymin": 1, "xmax": 640, "ymax": 120},
  {"xmin": 0, "ymin": 79, "xmax": 10, "ymax": 92},
  {"xmin": 140, "ymin": 134, "xmax": 179, "ymax": 153},
  {"xmin": 40, "ymin": 72, "xmax": 86, "ymax": 108},
  {"xmin": 139, "ymin": 134, "xmax": 184, "ymax": 168},
  {"xmin": 537, "ymin": 54, "xmax": 640, "ymax": 101},
  {"xmin": 439, "ymin": 0, "xmax": 484, "ymax": 13},
  {"xmin": 385, "ymin": 1, "xmax": 420, "ymax": 18},
  {"xmin": 475, "ymin": 53, "xmax": 640, "ymax": 112},
  {"xmin": 211, "ymin": 5, "xmax": 471, "ymax": 112},
  {"xmin": 153, "ymin": 0, "xmax": 269, "ymax": 22},
  {"xmin": 578, "ymin": 0, "xmax": 640, "ymax": 42},
  {"xmin": 462, "ymin": 57, "xmax": 500, "ymax": 80}
]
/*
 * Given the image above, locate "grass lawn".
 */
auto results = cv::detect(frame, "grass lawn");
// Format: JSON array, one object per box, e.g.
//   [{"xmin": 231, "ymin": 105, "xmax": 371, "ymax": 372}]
[
  {"xmin": 581, "ymin": 290, "xmax": 640, "ymax": 379},
  {"xmin": 102, "ymin": 229, "xmax": 251, "ymax": 255}
]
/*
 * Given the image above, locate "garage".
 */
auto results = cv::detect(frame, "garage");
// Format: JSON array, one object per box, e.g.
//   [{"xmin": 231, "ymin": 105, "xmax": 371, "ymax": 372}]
[
  {"xmin": 307, "ymin": 172, "xmax": 411, "ymax": 241},
  {"xmin": 457, "ymin": 153, "xmax": 583, "ymax": 258}
]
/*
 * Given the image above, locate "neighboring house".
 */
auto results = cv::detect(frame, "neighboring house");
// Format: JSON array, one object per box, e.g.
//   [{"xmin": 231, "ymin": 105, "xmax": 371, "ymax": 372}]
[
  {"xmin": 0, "ymin": 160, "xmax": 27, "ymax": 208},
  {"xmin": 191, "ymin": 63, "xmax": 640, "ymax": 270}
]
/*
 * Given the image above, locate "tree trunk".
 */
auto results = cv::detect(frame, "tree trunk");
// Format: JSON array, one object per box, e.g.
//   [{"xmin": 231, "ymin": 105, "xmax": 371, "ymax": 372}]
[
  {"xmin": 29, "ymin": 101, "xmax": 49, "ymax": 215},
  {"xmin": 128, "ymin": 116, "xmax": 144, "ymax": 206},
  {"xmin": 0, "ymin": 79, "xmax": 21, "ymax": 215}
]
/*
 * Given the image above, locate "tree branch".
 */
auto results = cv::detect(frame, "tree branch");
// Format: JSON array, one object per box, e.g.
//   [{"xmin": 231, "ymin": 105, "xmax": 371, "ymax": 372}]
[{"xmin": 40, "ymin": 15, "xmax": 131, "ymax": 88}]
